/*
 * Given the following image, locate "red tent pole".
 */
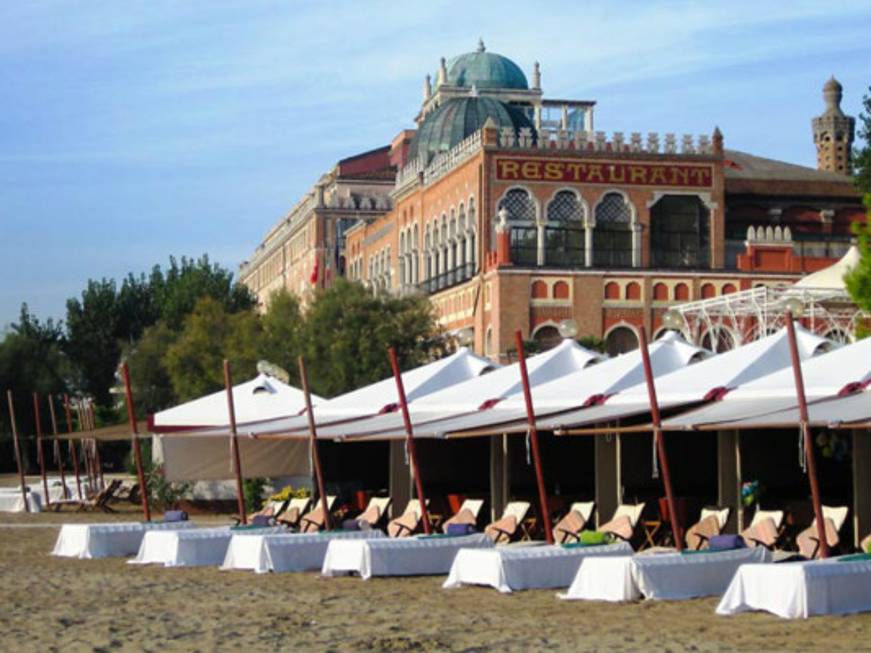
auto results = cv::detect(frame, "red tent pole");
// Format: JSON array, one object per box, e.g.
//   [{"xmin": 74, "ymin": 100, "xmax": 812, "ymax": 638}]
[
  {"xmin": 785, "ymin": 311, "xmax": 828, "ymax": 558},
  {"xmin": 514, "ymin": 331, "xmax": 554, "ymax": 544},
  {"xmin": 88, "ymin": 402, "xmax": 105, "ymax": 489},
  {"xmin": 6, "ymin": 391, "xmax": 30, "ymax": 513},
  {"xmin": 63, "ymin": 395, "xmax": 83, "ymax": 500},
  {"xmin": 298, "ymin": 356, "xmax": 331, "ymax": 530},
  {"xmin": 388, "ymin": 347, "xmax": 431, "ymax": 535},
  {"xmin": 47, "ymin": 396, "xmax": 69, "ymax": 499},
  {"xmin": 74, "ymin": 403, "xmax": 93, "ymax": 490},
  {"xmin": 120, "ymin": 363, "xmax": 151, "ymax": 522},
  {"xmin": 639, "ymin": 326, "xmax": 683, "ymax": 550},
  {"xmin": 32, "ymin": 393, "xmax": 50, "ymax": 509},
  {"xmin": 223, "ymin": 360, "xmax": 247, "ymax": 525}
]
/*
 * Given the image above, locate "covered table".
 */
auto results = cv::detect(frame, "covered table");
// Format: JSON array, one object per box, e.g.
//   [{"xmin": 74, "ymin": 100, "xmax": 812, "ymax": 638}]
[
  {"xmin": 562, "ymin": 546, "xmax": 771, "ymax": 602},
  {"xmin": 443, "ymin": 541, "xmax": 632, "ymax": 593},
  {"xmin": 222, "ymin": 529, "xmax": 385, "ymax": 573},
  {"xmin": 52, "ymin": 521, "xmax": 196, "ymax": 559},
  {"xmin": 0, "ymin": 491, "xmax": 42, "ymax": 513},
  {"xmin": 717, "ymin": 557, "xmax": 871, "ymax": 618},
  {"xmin": 322, "ymin": 533, "xmax": 492, "ymax": 579},
  {"xmin": 130, "ymin": 526, "xmax": 284, "ymax": 567}
]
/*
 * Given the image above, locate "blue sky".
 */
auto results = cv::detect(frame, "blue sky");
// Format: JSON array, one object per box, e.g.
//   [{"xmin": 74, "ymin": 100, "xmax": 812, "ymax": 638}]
[{"xmin": 1, "ymin": 1, "xmax": 870, "ymax": 329}]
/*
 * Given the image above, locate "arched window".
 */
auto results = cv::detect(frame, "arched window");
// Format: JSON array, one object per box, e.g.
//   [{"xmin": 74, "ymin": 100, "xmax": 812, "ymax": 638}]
[
  {"xmin": 701, "ymin": 328, "xmax": 734, "ymax": 353},
  {"xmin": 545, "ymin": 190, "xmax": 585, "ymax": 266},
  {"xmin": 533, "ymin": 325, "xmax": 562, "ymax": 351},
  {"xmin": 605, "ymin": 326, "xmax": 639, "ymax": 356},
  {"xmin": 468, "ymin": 198, "xmax": 478, "ymax": 270},
  {"xmin": 497, "ymin": 188, "xmax": 537, "ymax": 266},
  {"xmin": 593, "ymin": 192, "xmax": 633, "ymax": 267},
  {"xmin": 650, "ymin": 195, "xmax": 711, "ymax": 269}
]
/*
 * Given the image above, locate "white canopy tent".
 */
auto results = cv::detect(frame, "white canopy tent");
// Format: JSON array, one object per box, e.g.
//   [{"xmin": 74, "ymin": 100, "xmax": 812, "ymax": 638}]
[
  {"xmin": 346, "ymin": 331, "xmax": 707, "ymax": 440},
  {"xmin": 151, "ymin": 374, "xmax": 323, "ymax": 482},
  {"xmin": 312, "ymin": 338, "xmax": 602, "ymax": 439},
  {"xmin": 662, "ymin": 335, "xmax": 871, "ymax": 431}
]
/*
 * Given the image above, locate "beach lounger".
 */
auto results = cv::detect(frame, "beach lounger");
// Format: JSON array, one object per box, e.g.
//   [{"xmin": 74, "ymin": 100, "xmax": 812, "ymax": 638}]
[
  {"xmin": 861, "ymin": 534, "xmax": 871, "ymax": 553},
  {"xmin": 553, "ymin": 501, "xmax": 596, "ymax": 544},
  {"xmin": 597, "ymin": 502, "xmax": 646, "ymax": 543},
  {"xmin": 352, "ymin": 496, "xmax": 392, "ymax": 529},
  {"xmin": 239, "ymin": 498, "xmax": 289, "ymax": 526},
  {"xmin": 685, "ymin": 506, "xmax": 730, "ymax": 550},
  {"xmin": 50, "ymin": 479, "xmax": 122, "ymax": 513},
  {"xmin": 796, "ymin": 505, "xmax": 849, "ymax": 559},
  {"xmin": 298, "ymin": 496, "xmax": 337, "ymax": 533},
  {"xmin": 277, "ymin": 496, "xmax": 312, "ymax": 529},
  {"xmin": 441, "ymin": 499, "xmax": 485, "ymax": 533},
  {"xmin": 387, "ymin": 499, "xmax": 427, "ymax": 537},
  {"xmin": 741, "ymin": 508, "xmax": 785, "ymax": 549},
  {"xmin": 484, "ymin": 501, "xmax": 532, "ymax": 544}
]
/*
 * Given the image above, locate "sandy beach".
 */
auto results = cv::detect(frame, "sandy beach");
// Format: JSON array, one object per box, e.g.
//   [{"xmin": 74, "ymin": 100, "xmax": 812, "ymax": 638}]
[{"xmin": 0, "ymin": 506, "xmax": 869, "ymax": 653}]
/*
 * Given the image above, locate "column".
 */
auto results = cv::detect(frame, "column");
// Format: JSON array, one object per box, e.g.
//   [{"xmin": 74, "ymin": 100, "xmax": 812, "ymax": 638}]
[
  {"xmin": 717, "ymin": 430, "xmax": 741, "ymax": 532},
  {"xmin": 537, "ymin": 224, "xmax": 546, "ymax": 266},
  {"xmin": 853, "ymin": 430, "xmax": 871, "ymax": 549},
  {"xmin": 584, "ymin": 223, "xmax": 594, "ymax": 268},
  {"xmin": 632, "ymin": 223, "xmax": 642, "ymax": 268},
  {"xmin": 595, "ymin": 433, "xmax": 620, "ymax": 528},
  {"xmin": 389, "ymin": 440, "xmax": 412, "ymax": 520},
  {"xmin": 489, "ymin": 434, "xmax": 510, "ymax": 521}
]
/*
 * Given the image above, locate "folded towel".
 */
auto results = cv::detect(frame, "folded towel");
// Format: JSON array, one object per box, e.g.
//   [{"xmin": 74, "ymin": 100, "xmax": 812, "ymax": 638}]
[
  {"xmin": 709, "ymin": 534, "xmax": 745, "ymax": 551},
  {"xmin": 446, "ymin": 523, "xmax": 476, "ymax": 536},
  {"xmin": 163, "ymin": 510, "xmax": 188, "ymax": 523}
]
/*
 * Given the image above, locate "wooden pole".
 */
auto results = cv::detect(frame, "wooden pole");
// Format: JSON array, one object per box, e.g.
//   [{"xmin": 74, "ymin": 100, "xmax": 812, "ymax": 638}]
[
  {"xmin": 88, "ymin": 402, "xmax": 105, "ymax": 488},
  {"xmin": 785, "ymin": 311, "xmax": 829, "ymax": 558},
  {"xmin": 32, "ymin": 393, "xmax": 50, "ymax": 509},
  {"xmin": 639, "ymin": 325, "xmax": 683, "ymax": 550},
  {"xmin": 47, "ymin": 396, "xmax": 69, "ymax": 499},
  {"xmin": 76, "ymin": 402, "xmax": 95, "ymax": 492},
  {"xmin": 223, "ymin": 360, "xmax": 247, "ymax": 525},
  {"xmin": 388, "ymin": 347, "xmax": 431, "ymax": 534},
  {"xmin": 298, "ymin": 356, "xmax": 331, "ymax": 530},
  {"xmin": 6, "ymin": 391, "xmax": 30, "ymax": 513},
  {"xmin": 513, "ymin": 331, "xmax": 554, "ymax": 544},
  {"xmin": 120, "ymin": 363, "xmax": 151, "ymax": 522},
  {"xmin": 63, "ymin": 395, "xmax": 84, "ymax": 500}
]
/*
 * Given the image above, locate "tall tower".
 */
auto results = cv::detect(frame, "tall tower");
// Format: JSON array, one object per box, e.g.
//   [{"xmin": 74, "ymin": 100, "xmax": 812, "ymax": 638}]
[{"xmin": 812, "ymin": 76, "xmax": 855, "ymax": 175}]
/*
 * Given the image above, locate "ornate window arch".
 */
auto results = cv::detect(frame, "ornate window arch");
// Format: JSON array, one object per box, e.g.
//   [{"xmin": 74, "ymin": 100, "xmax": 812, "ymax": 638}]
[
  {"xmin": 545, "ymin": 188, "xmax": 586, "ymax": 266},
  {"xmin": 496, "ymin": 187, "xmax": 537, "ymax": 265},
  {"xmin": 468, "ymin": 197, "xmax": 477, "ymax": 269},
  {"xmin": 593, "ymin": 191, "xmax": 634, "ymax": 268},
  {"xmin": 649, "ymin": 194, "xmax": 711, "ymax": 269},
  {"xmin": 604, "ymin": 322, "xmax": 640, "ymax": 356}
]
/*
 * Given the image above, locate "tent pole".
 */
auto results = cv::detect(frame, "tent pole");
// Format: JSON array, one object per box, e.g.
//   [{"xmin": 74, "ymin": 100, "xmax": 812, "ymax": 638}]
[
  {"xmin": 785, "ymin": 311, "xmax": 828, "ymax": 558},
  {"xmin": 298, "ymin": 356, "xmax": 331, "ymax": 530},
  {"xmin": 388, "ymin": 347, "xmax": 432, "ymax": 535},
  {"xmin": 639, "ymin": 326, "xmax": 683, "ymax": 550},
  {"xmin": 88, "ymin": 402, "xmax": 104, "ymax": 489},
  {"xmin": 121, "ymin": 363, "xmax": 151, "ymax": 522},
  {"xmin": 32, "ymin": 393, "xmax": 50, "ymax": 509},
  {"xmin": 223, "ymin": 360, "xmax": 247, "ymax": 525},
  {"xmin": 6, "ymin": 391, "xmax": 30, "ymax": 513},
  {"xmin": 74, "ymin": 402, "xmax": 93, "ymax": 491},
  {"xmin": 514, "ymin": 332, "xmax": 554, "ymax": 544},
  {"xmin": 47, "ymin": 396, "xmax": 69, "ymax": 499},
  {"xmin": 63, "ymin": 395, "xmax": 84, "ymax": 500}
]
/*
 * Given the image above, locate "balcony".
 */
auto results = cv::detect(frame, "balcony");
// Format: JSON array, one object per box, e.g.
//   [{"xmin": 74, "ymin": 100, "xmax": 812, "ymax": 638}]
[{"xmin": 418, "ymin": 263, "xmax": 476, "ymax": 294}]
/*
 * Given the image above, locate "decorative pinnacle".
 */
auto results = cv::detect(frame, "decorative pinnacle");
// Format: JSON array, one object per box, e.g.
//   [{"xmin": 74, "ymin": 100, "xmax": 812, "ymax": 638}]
[{"xmin": 477, "ymin": 38, "xmax": 485, "ymax": 53}]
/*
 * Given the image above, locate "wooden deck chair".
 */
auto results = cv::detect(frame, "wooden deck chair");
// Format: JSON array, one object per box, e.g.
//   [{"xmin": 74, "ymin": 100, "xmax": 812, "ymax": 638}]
[
  {"xmin": 685, "ymin": 506, "xmax": 730, "ymax": 550},
  {"xmin": 298, "ymin": 496, "xmax": 337, "ymax": 533},
  {"xmin": 741, "ymin": 508, "xmax": 785, "ymax": 549},
  {"xmin": 277, "ymin": 496, "xmax": 312, "ymax": 528},
  {"xmin": 354, "ymin": 496, "xmax": 392, "ymax": 530},
  {"xmin": 387, "ymin": 499, "xmax": 427, "ymax": 538},
  {"xmin": 797, "ymin": 505, "xmax": 849, "ymax": 559},
  {"xmin": 484, "ymin": 501, "xmax": 532, "ymax": 544},
  {"xmin": 441, "ymin": 498, "xmax": 485, "ymax": 533},
  {"xmin": 241, "ymin": 498, "xmax": 289, "ymax": 526},
  {"xmin": 554, "ymin": 501, "xmax": 596, "ymax": 544},
  {"xmin": 52, "ymin": 479, "xmax": 122, "ymax": 513},
  {"xmin": 597, "ymin": 503, "xmax": 646, "ymax": 543}
]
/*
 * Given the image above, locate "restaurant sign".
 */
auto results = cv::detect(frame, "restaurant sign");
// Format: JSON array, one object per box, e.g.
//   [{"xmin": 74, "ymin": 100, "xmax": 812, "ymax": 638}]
[{"xmin": 495, "ymin": 158, "xmax": 713, "ymax": 188}]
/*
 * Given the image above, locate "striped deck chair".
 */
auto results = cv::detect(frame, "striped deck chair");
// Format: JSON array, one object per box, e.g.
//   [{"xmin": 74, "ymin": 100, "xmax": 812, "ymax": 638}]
[
  {"xmin": 685, "ymin": 506, "xmax": 731, "ymax": 550},
  {"xmin": 554, "ymin": 501, "xmax": 596, "ymax": 544},
  {"xmin": 741, "ymin": 509, "xmax": 785, "ymax": 549},
  {"xmin": 597, "ymin": 503, "xmax": 646, "ymax": 543},
  {"xmin": 298, "ymin": 496, "xmax": 337, "ymax": 533},
  {"xmin": 441, "ymin": 498, "xmax": 485, "ymax": 533},
  {"xmin": 484, "ymin": 501, "xmax": 532, "ymax": 544},
  {"xmin": 387, "ymin": 499, "xmax": 427, "ymax": 538},
  {"xmin": 277, "ymin": 496, "xmax": 312, "ymax": 528},
  {"xmin": 797, "ymin": 505, "xmax": 849, "ymax": 559},
  {"xmin": 354, "ymin": 496, "xmax": 392, "ymax": 530}
]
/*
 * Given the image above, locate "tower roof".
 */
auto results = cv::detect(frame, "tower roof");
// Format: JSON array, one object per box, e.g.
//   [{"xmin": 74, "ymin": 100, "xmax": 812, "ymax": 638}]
[{"xmin": 444, "ymin": 42, "xmax": 529, "ymax": 90}]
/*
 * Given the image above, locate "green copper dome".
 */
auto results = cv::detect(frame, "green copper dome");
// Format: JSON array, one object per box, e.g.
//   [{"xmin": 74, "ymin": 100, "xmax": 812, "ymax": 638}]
[
  {"xmin": 410, "ymin": 97, "xmax": 535, "ymax": 162},
  {"xmin": 446, "ymin": 48, "xmax": 529, "ymax": 90}
]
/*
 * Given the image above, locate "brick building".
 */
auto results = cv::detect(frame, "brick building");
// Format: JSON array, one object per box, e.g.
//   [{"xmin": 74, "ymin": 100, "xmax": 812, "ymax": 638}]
[{"xmin": 241, "ymin": 43, "xmax": 865, "ymax": 359}]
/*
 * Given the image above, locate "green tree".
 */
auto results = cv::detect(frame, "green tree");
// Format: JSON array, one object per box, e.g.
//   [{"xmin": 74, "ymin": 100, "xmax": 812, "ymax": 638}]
[
  {"xmin": 845, "ymin": 195, "xmax": 871, "ymax": 319},
  {"xmin": 259, "ymin": 289, "xmax": 304, "ymax": 385},
  {"xmin": 123, "ymin": 321, "xmax": 178, "ymax": 416},
  {"xmin": 300, "ymin": 280, "xmax": 447, "ymax": 397},
  {"xmin": 854, "ymin": 87, "xmax": 871, "ymax": 195},
  {"xmin": 163, "ymin": 297, "xmax": 262, "ymax": 401}
]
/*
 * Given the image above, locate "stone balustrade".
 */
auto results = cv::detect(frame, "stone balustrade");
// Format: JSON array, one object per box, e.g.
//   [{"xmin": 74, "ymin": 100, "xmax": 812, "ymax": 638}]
[{"xmin": 746, "ymin": 224, "xmax": 793, "ymax": 243}]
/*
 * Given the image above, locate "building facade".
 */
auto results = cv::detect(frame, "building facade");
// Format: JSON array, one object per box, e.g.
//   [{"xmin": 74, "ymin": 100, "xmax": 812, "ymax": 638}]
[{"xmin": 242, "ymin": 43, "xmax": 865, "ymax": 359}]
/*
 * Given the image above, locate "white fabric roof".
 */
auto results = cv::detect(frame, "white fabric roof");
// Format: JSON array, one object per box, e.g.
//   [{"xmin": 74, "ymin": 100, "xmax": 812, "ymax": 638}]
[
  {"xmin": 346, "ymin": 332, "xmax": 705, "ymax": 439},
  {"xmin": 311, "ymin": 338, "xmax": 601, "ymax": 439},
  {"xmin": 663, "ymin": 335, "xmax": 871, "ymax": 430},
  {"xmin": 150, "ymin": 374, "xmax": 320, "ymax": 432},
  {"xmin": 793, "ymin": 245, "xmax": 859, "ymax": 290}
]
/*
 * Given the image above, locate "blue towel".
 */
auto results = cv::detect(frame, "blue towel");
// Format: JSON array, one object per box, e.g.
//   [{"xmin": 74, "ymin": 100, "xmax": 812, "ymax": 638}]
[
  {"xmin": 709, "ymin": 534, "xmax": 745, "ymax": 550},
  {"xmin": 446, "ymin": 523, "xmax": 476, "ymax": 536},
  {"xmin": 163, "ymin": 510, "xmax": 188, "ymax": 523}
]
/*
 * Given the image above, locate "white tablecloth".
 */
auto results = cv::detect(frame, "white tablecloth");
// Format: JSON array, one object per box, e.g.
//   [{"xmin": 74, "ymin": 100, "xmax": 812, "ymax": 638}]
[
  {"xmin": 563, "ymin": 546, "xmax": 771, "ymax": 602},
  {"xmin": 131, "ymin": 526, "xmax": 286, "ymax": 567},
  {"xmin": 322, "ymin": 533, "xmax": 493, "ymax": 579},
  {"xmin": 222, "ymin": 529, "xmax": 385, "ymax": 573},
  {"xmin": 443, "ymin": 541, "xmax": 632, "ymax": 593},
  {"xmin": 717, "ymin": 557, "xmax": 871, "ymax": 618},
  {"xmin": 52, "ymin": 521, "xmax": 196, "ymax": 559},
  {"xmin": 0, "ymin": 491, "xmax": 42, "ymax": 513}
]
